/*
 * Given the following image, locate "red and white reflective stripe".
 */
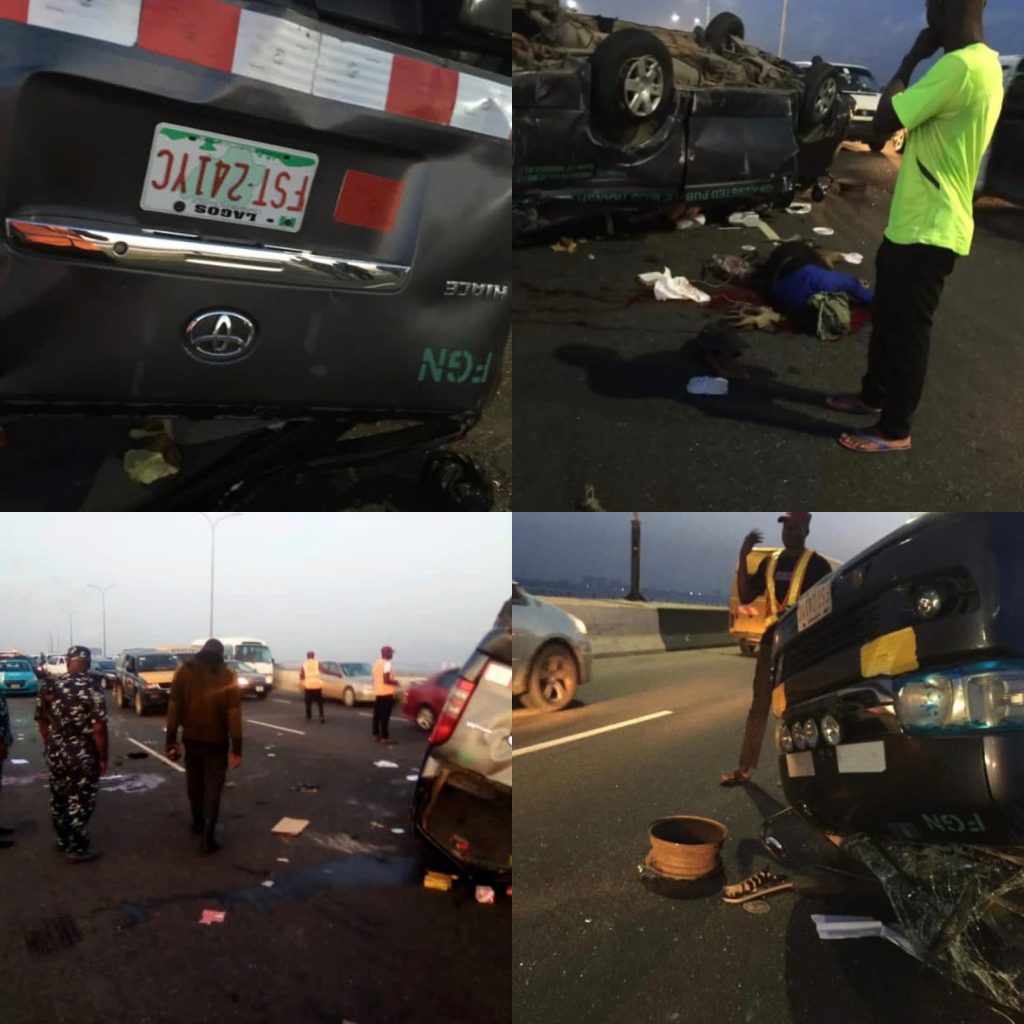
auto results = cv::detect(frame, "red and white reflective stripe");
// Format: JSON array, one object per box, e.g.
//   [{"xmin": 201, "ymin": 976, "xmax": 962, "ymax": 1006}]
[{"xmin": 0, "ymin": 0, "xmax": 511, "ymax": 140}]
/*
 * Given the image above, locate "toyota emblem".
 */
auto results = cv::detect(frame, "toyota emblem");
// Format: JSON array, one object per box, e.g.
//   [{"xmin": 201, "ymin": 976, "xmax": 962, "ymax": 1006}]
[{"xmin": 184, "ymin": 311, "xmax": 258, "ymax": 364}]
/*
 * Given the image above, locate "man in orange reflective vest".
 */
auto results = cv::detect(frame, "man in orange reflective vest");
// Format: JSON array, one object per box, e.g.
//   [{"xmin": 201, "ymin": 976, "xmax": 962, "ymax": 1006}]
[{"xmin": 720, "ymin": 513, "xmax": 833, "ymax": 787}]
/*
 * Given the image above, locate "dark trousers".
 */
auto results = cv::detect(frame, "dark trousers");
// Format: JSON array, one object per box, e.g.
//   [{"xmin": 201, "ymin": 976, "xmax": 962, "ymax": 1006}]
[
  {"xmin": 738, "ymin": 628, "xmax": 776, "ymax": 771},
  {"xmin": 861, "ymin": 238, "xmax": 958, "ymax": 439},
  {"xmin": 304, "ymin": 688, "xmax": 324, "ymax": 721},
  {"xmin": 373, "ymin": 695, "xmax": 395, "ymax": 739},
  {"xmin": 184, "ymin": 741, "xmax": 228, "ymax": 832}
]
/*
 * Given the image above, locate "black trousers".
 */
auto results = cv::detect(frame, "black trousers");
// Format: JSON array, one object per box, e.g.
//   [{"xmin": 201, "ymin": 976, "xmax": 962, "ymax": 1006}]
[
  {"xmin": 373, "ymin": 695, "xmax": 395, "ymax": 739},
  {"xmin": 304, "ymin": 688, "xmax": 324, "ymax": 720},
  {"xmin": 184, "ymin": 741, "xmax": 228, "ymax": 831},
  {"xmin": 861, "ymin": 238, "xmax": 958, "ymax": 439}
]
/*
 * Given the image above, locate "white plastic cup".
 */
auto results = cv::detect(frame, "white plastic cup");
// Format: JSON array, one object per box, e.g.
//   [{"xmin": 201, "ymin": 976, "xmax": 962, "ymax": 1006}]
[{"xmin": 686, "ymin": 377, "xmax": 729, "ymax": 396}]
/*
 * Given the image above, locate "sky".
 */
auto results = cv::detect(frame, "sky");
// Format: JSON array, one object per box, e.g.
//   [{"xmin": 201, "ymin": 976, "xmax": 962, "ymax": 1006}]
[
  {"xmin": 573, "ymin": 0, "xmax": 1024, "ymax": 82},
  {"xmin": 0, "ymin": 514, "xmax": 511, "ymax": 670},
  {"xmin": 512, "ymin": 512, "xmax": 919, "ymax": 592}
]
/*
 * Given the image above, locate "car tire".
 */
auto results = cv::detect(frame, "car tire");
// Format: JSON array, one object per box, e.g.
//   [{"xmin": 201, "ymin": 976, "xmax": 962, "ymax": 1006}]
[
  {"xmin": 524, "ymin": 643, "xmax": 579, "ymax": 713},
  {"xmin": 112, "ymin": 683, "xmax": 124, "ymax": 709},
  {"xmin": 704, "ymin": 12, "xmax": 745, "ymax": 52},
  {"xmin": 343, "ymin": 688, "xmax": 356, "ymax": 708},
  {"xmin": 134, "ymin": 691, "xmax": 146, "ymax": 717},
  {"xmin": 800, "ymin": 63, "xmax": 842, "ymax": 131},
  {"xmin": 590, "ymin": 28, "xmax": 675, "ymax": 138},
  {"xmin": 415, "ymin": 705, "xmax": 437, "ymax": 732}
]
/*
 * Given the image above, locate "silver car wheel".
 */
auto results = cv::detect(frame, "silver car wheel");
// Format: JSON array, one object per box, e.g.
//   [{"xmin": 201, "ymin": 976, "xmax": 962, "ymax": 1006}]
[
  {"xmin": 815, "ymin": 77, "xmax": 837, "ymax": 118},
  {"xmin": 537, "ymin": 653, "xmax": 573, "ymax": 705},
  {"xmin": 622, "ymin": 56, "xmax": 664, "ymax": 117},
  {"xmin": 415, "ymin": 706, "xmax": 436, "ymax": 731}
]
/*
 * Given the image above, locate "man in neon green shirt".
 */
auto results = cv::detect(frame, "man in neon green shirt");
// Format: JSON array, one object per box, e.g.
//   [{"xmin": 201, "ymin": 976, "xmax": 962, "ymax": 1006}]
[{"xmin": 829, "ymin": 0, "xmax": 1004, "ymax": 453}]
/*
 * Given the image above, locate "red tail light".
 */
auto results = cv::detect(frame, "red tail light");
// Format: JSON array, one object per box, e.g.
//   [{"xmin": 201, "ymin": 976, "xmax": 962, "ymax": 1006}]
[{"xmin": 429, "ymin": 675, "xmax": 477, "ymax": 746}]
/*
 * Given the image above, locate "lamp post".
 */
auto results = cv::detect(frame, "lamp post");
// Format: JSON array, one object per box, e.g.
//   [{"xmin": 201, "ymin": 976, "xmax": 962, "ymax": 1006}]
[
  {"xmin": 87, "ymin": 584, "xmax": 116, "ymax": 657},
  {"xmin": 626, "ymin": 513, "xmax": 646, "ymax": 602},
  {"xmin": 778, "ymin": 0, "xmax": 789, "ymax": 58},
  {"xmin": 197, "ymin": 514, "xmax": 243, "ymax": 637}
]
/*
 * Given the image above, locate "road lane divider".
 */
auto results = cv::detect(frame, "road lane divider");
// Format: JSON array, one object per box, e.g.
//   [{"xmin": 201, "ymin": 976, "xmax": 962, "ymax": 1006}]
[
  {"xmin": 513, "ymin": 711, "xmax": 674, "ymax": 758},
  {"xmin": 127, "ymin": 736, "xmax": 185, "ymax": 773},
  {"xmin": 246, "ymin": 719, "xmax": 306, "ymax": 736}
]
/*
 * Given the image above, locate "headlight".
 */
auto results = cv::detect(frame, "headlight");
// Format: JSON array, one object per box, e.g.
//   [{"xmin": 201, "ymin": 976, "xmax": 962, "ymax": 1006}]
[
  {"xmin": 568, "ymin": 614, "xmax": 588, "ymax": 635},
  {"xmin": 792, "ymin": 722, "xmax": 807, "ymax": 751},
  {"xmin": 777, "ymin": 722, "xmax": 794, "ymax": 754},
  {"xmin": 803, "ymin": 719, "xmax": 819, "ymax": 749},
  {"xmin": 821, "ymin": 714, "xmax": 842, "ymax": 746},
  {"xmin": 894, "ymin": 674, "xmax": 953, "ymax": 730},
  {"xmin": 913, "ymin": 585, "xmax": 944, "ymax": 620}
]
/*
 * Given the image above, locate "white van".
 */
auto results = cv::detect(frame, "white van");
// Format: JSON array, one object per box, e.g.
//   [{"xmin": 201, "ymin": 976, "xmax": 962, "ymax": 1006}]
[{"xmin": 191, "ymin": 637, "xmax": 274, "ymax": 680}]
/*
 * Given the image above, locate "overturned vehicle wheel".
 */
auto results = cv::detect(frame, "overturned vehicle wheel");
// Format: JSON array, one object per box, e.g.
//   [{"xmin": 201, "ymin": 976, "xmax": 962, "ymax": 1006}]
[
  {"xmin": 590, "ymin": 28, "xmax": 675, "ymax": 138},
  {"xmin": 704, "ymin": 12, "xmax": 745, "ymax": 52},
  {"xmin": 800, "ymin": 62, "xmax": 842, "ymax": 132}
]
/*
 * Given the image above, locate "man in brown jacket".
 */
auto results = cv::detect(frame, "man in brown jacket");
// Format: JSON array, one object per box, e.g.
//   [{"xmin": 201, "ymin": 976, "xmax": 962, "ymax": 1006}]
[{"xmin": 165, "ymin": 639, "xmax": 242, "ymax": 854}]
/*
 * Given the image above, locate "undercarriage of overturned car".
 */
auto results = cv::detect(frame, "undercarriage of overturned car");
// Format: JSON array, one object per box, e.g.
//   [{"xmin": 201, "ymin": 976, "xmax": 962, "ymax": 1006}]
[{"xmin": 513, "ymin": 2, "xmax": 851, "ymax": 234}]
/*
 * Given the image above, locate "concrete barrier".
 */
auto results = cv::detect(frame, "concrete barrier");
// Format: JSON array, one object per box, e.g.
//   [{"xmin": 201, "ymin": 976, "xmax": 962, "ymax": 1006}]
[{"xmin": 544, "ymin": 598, "xmax": 732, "ymax": 658}]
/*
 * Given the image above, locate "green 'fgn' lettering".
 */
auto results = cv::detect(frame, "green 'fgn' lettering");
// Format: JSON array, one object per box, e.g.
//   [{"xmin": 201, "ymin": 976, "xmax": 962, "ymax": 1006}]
[{"xmin": 418, "ymin": 349, "xmax": 494, "ymax": 386}]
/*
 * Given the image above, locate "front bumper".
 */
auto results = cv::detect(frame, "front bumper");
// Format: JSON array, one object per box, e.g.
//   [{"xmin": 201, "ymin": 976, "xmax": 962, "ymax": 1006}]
[
  {"xmin": 0, "ymin": 680, "xmax": 36, "ymax": 695},
  {"xmin": 845, "ymin": 117, "xmax": 879, "ymax": 143}
]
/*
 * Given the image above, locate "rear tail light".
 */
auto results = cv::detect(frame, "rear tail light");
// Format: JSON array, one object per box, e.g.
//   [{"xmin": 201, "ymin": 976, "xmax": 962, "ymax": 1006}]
[
  {"xmin": 429, "ymin": 675, "xmax": 478, "ymax": 746},
  {"xmin": 895, "ymin": 660, "xmax": 1024, "ymax": 735}
]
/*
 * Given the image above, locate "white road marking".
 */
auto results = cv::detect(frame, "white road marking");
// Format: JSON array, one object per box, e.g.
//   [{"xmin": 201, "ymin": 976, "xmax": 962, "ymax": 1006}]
[
  {"xmin": 127, "ymin": 736, "xmax": 185, "ymax": 773},
  {"xmin": 758, "ymin": 219, "xmax": 780, "ymax": 242},
  {"xmin": 513, "ymin": 711, "xmax": 674, "ymax": 758},
  {"xmin": 247, "ymin": 719, "xmax": 306, "ymax": 736}
]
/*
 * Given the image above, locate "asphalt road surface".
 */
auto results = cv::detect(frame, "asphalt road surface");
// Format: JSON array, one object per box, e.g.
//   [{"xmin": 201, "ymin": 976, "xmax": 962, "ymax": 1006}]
[
  {"xmin": 0, "ymin": 689, "xmax": 509, "ymax": 1024},
  {"xmin": 513, "ymin": 649, "xmax": 1015, "ymax": 1024},
  {"xmin": 512, "ymin": 144, "xmax": 1024, "ymax": 509}
]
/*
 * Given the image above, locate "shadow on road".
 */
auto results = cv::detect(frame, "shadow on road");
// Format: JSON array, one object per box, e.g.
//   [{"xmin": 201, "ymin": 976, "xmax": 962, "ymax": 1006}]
[{"xmin": 555, "ymin": 339, "xmax": 851, "ymax": 440}]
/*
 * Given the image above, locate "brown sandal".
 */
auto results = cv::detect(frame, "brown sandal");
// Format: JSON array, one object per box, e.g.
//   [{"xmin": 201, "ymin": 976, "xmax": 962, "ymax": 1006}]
[
  {"xmin": 719, "ymin": 767, "xmax": 751, "ymax": 787},
  {"xmin": 722, "ymin": 868, "xmax": 793, "ymax": 905}
]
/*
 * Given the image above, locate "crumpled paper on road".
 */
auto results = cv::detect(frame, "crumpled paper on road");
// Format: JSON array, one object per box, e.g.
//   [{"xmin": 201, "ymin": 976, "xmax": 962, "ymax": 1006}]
[
  {"xmin": 124, "ymin": 418, "xmax": 181, "ymax": 485},
  {"xmin": 638, "ymin": 268, "xmax": 711, "ymax": 304}
]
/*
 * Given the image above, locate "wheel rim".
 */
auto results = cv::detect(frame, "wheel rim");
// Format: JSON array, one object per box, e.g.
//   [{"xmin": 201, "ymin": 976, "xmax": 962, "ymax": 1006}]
[
  {"xmin": 344, "ymin": 689, "xmax": 354, "ymax": 707},
  {"xmin": 814, "ymin": 78, "xmax": 837, "ymax": 118},
  {"xmin": 416, "ymin": 707, "xmax": 435, "ymax": 731},
  {"xmin": 622, "ymin": 56, "xmax": 664, "ymax": 117},
  {"xmin": 537, "ymin": 654, "xmax": 575, "ymax": 706},
  {"xmin": 893, "ymin": 129, "xmax": 906, "ymax": 151}
]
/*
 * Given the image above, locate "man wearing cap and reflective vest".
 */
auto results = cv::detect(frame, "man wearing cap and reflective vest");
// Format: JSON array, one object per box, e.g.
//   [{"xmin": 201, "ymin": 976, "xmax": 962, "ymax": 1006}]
[{"xmin": 720, "ymin": 513, "xmax": 833, "ymax": 787}]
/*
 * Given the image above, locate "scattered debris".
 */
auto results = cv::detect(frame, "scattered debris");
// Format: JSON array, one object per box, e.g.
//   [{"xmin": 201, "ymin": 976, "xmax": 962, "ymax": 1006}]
[
  {"xmin": 371, "ymin": 821, "xmax": 387, "ymax": 830},
  {"xmin": 261, "ymin": 880, "xmax": 275, "ymax": 888},
  {"xmin": 841, "ymin": 252, "xmax": 864, "ymax": 265},
  {"xmin": 454, "ymin": 836, "xmax": 472, "ymax": 853},
  {"xmin": 266, "ymin": 753, "xmax": 276, "ymax": 758},
  {"xmin": 291, "ymin": 784, "xmax": 320, "ymax": 794},
  {"xmin": 225, "ymin": 781, "xmax": 237, "ymax": 788},
  {"xmin": 476, "ymin": 886, "xmax": 496, "ymax": 905},
  {"xmin": 686, "ymin": 376, "xmax": 729, "ymax": 397},
  {"xmin": 124, "ymin": 420, "xmax": 181, "ymax": 485},
  {"xmin": 390, "ymin": 828, "xmax": 406, "ymax": 835},
  {"xmin": 373, "ymin": 760, "xmax": 399, "ymax": 769},
  {"xmin": 722, "ymin": 868, "xmax": 793, "ymax": 905},
  {"xmin": 10, "ymin": 758, "xmax": 28, "ymax": 765},
  {"xmin": 423, "ymin": 871, "xmax": 457, "ymax": 892},
  {"xmin": 813, "ymin": 226, "xmax": 836, "ymax": 236},
  {"xmin": 786, "ymin": 202, "xmax": 812, "ymax": 215},
  {"xmin": 405, "ymin": 774, "xmax": 419, "ymax": 782},
  {"xmin": 550, "ymin": 236, "xmax": 581, "ymax": 254},
  {"xmin": 576, "ymin": 484, "xmax": 605, "ymax": 512},
  {"xmin": 638, "ymin": 268, "xmax": 711, "ymax": 304},
  {"xmin": 810, "ymin": 914, "xmax": 919, "ymax": 958},
  {"xmin": 198, "ymin": 909, "xmax": 226, "ymax": 926},
  {"xmin": 721, "ymin": 305, "xmax": 784, "ymax": 332},
  {"xmin": 728, "ymin": 211, "xmax": 761, "ymax": 228},
  {"xmin": 271, "ymin": 817, "xmax": 310, "ymax": 837},
  {"xmin": 276, "ymin": 857, "xmax": 290, "ymax": 863},
  {"xmin": 675, "ymin": 212, "xmax": 706, "ymax": 231},
  {"xmin": 743, "ymin": 900, "xmax": 771, "ymax": 915},
  {"xmin": 741, "ymin": 244, "xmax": 758, "ymax": 252}
]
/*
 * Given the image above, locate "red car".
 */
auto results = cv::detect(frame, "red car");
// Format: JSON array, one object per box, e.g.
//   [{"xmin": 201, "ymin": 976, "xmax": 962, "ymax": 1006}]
[{"xmin": 402, "ymin": 669, "xmax": 461, "ymax": 732}]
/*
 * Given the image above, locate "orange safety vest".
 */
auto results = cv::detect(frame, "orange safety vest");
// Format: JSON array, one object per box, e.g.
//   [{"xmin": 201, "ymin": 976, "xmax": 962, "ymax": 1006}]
[{"xmin": 763, "ymin": 548, "xmax": 815, "ymax": 628}]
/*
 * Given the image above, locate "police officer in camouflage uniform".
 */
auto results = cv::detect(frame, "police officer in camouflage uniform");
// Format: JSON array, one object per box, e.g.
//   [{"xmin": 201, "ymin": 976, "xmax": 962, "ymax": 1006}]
[{"xmin": 35, "ymin": 645, "xmax": 109, "ymax": 862}]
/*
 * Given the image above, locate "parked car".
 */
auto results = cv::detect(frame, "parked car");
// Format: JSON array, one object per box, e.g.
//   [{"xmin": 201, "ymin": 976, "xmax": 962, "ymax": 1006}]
[
  {"xmin": 0, "ymin": 0, "xmax": 510, "ymax": 512},
  {"xmin": 513, "ymin": 4, "xmax": 850, "ymax": 234},
  {"xmin": 112, "ymin": 649, "xmax": 180, "ymax": 716},
  {"xmin": 41, "ymin": 654, "xmax": 69, "ymax": 678},
  {"xmin": 794, "ymin": 61, "xmax": 905, "ymax": 153},
  {"xmin": 87, "ymin": 657, "xmax": 119, "ymax": 690},
  {"xmin": 403, "ymin": 669, "xmax": 461, "ymax": 731},
  {"xmin": 976, "ymin": 55, "xmax": 1024, "ymax": 203},
  {"xmin": 730, "ymin": 546, "xmax": 843, "ymax": 656},
  {"xmin": 312, "ymin": 661, "xmax": 373, "ymax": 707},
  {"xmin": 0, "ymin": 655, "xmax": 39, "ymax": 696},
  {"xmin": 771, "ymin": 512, "xmax": 1024, "ymax": 844},
  {"xmin": 510, "ymin": 583, "xmax": 592, "ymax": 711},
  {"xmin": 411, "ymin": 626, "xmax": 511, "ymax": 881},
  {"xmin": 226, "ymin": 659, "xmax": 272, "ymax": 700}
]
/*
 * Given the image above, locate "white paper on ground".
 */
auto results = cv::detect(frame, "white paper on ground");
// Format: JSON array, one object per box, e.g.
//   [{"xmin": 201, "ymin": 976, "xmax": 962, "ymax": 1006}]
[
  {"xmin": 813, "ymin": 226, "xmax": 836, "ymax": 236},
  {"xmin": 842, "ymin": 252, "xmax": 865, "ymax": 265},
  {"xmin": 373, "ymin": 760, "xmax": 399, "ymax": 769},
  {"xmin": 638, "ymin": 267, "xmax": 710, "ymax": 304},
  {"xmin": 811, "ymin": 914, "xmax": 921, "ymax": 959},
  {"xmin": 10, "ymin": 759, "xmax": 28, "ymax": 765}
]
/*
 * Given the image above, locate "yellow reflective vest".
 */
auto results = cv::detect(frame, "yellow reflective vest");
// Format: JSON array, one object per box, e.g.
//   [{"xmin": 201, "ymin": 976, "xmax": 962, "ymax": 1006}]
[{"xmin": 764, "ymin": 549, "xmax": 815, "ymax": 628}]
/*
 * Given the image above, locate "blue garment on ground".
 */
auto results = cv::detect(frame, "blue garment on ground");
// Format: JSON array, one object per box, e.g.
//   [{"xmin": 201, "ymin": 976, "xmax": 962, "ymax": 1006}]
[{"xmin": 771, "ymin": 266, "xmax": 874, "ymax": 315}]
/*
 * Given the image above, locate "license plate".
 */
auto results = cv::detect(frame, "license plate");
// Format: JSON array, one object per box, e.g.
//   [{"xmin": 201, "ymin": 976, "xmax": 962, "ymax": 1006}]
[
  {"xmin": 797, "ymin": 579, "xmax": 832, "ymax": 632},
  {"xmin": 256, "ymin": 686, "xmax": 265, "ymax": 693},
  {"xmin": 140, "ymin": 123, "xmax": 319, "ymax": 234}
]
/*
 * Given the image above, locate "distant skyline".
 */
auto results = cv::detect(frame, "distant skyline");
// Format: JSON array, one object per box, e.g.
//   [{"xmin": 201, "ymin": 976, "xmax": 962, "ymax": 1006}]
[
  {"xmin": 572, "ymin": 1, "xmax": 1024, "ymax": 86},
  {"xmin": 0, "ymin": 514, "xmax": 510, "ymax": 670},
  {"xmin": 513, "ymin": 513, "xmax": 917, "ymax": 595}
]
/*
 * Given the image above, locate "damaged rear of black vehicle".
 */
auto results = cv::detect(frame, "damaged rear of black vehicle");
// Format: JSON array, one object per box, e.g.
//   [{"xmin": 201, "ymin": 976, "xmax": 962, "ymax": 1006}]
[
  {"xmin": 513, "ymin": 2, "xmax": 850, "ymax": 236},
  {"xmin": 0, "ymin": 0, "xmax": 510, "ymax": 509},
  {"xmin": 770, "ymin": 513, "xmax": 1024, "ymax": 1012}
]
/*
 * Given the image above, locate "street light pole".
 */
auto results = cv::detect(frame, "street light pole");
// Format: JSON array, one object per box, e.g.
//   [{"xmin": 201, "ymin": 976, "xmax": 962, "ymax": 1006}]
[
  {"xmin": 198, "ymin": 514, "xmax": 243, "ymax": 637},
  {"xmin": 626, "ymin": 512, "xmax": 646, "ymax": 602},
  {"xmin": 87, "ymin": 584, "xmax": 116, "ymax": 657},
  {"xmin": 778, "ymin": 0, "xmax": 789, "ymax": 58}
]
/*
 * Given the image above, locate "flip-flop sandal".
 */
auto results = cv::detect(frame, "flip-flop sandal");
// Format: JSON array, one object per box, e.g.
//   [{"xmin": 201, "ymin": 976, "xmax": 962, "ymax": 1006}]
[
  {"xmin": 839, "ymin": 430, "xmax": 912, "ymax": 454},
  {"xmin": 719, "ymin": 768, "xmax": 751, "ymax": 787},
  {"xmin": 826, "ymin": 394, "xmax": 882, "ymax": 414},
  {"xmin": 722, "ymin": 868, "xmax": 794, "ymax": 905}
]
